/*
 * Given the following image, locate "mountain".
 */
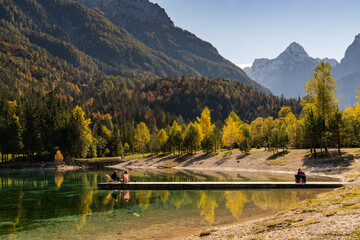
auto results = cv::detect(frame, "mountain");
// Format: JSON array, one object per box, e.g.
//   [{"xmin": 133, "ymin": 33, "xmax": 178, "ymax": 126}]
[
  {"xmin": 244, "ymin": 42, "xmax": 338, "ymax": 98},
  {"xmin": 0, "ymin": 0, "xmax": 201, "ymax": 77},
  {"xmin": 334, "ymin": 34, "xmax": 360, "ymax": 79},
  {"xmin": 334, "ymin": 34, "xmax": 360, "ymax": 107},
  {"xmin": 245, "ymin": 35, "xmax": 360, "ymax": 107},
  {"xmin": 72, "ymin": 0, "xmax": 267, "ymax": 92},
  {"xmin": 0, "ymin": 0, "xmax": 298, "ymax": 128}
]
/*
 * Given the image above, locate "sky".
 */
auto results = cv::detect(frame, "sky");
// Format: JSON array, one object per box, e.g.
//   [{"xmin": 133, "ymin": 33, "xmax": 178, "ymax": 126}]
[{"xmin": 150, "ymin": 0, "xmax": 360, "ymax": 68}]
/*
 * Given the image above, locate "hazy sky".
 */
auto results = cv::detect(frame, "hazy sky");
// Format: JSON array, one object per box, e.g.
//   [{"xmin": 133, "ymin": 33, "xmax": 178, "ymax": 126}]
[{"xmin": 150, "ymin": 0, "xmax": 360, "ymax": 67}]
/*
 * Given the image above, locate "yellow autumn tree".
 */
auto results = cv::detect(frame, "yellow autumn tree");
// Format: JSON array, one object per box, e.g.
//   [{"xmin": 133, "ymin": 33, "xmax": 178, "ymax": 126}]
[
  {"xmin": 134, "ymin": 122, "xmax": 150, "ymax": 155},
  {"xmin": 54, "ymin": 150, "xmax": 64, "ymax": 163},
  {"xmin": 196, "ymin": 107, "xmax": 215, "ymax": 140},
  {"xmin": 302, "ymin": 62, "xmax": 339, "ymax": 121},
  {"xmin": 69, "ymin": 106, "xmax": 92, "ymax": 158},
  {"xmin": 222, "ymin": 111, "xmax": 242, "ymax": 151},
  {"xmin": 158, "ymin": 129, "xmax": 168, "ymax": 144},
  {"xmin": 302, "ymin": 62, "xmax": 339, "ymax": 153},
  {"xmin": 157, "ymin": 128, "xmax": 168, "ymax": 154}
]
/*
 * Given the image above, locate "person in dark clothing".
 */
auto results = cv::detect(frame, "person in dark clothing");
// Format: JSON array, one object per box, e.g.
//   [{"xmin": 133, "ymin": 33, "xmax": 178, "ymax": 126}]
[
  {"xmin": 111, "ymin": 170, "xmax": 119, "ymax": 181},
  {"xmin": 295, "ymin": 168, "xmax": 306, "ymax": 183}
]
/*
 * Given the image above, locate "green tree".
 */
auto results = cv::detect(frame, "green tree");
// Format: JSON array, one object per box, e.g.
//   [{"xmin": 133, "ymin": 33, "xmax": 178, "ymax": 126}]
[
  {"xmin": 239, "ymin": 125, "xmax": 251, "ymax": 154},
  {"xmin": 0, "ymin": 101, "xmax": 23, "ymax": 161},
  {"xmin": 157, "ymin": 128, "xmax": 168, "ymax": 154},
  {"xmin": 68, "ymin": 106, "xmax": 92, "ymax": 158},
  {"xmin": 43, "ymin": 92, "xmax": 67, "ymax": 156},
  {"xmin": 150, "ymin": 131, "xmax": 161, "ymax": 155},
  {"xmin": 109, "ymin": 124, "xmax": 122, "ymax": 156},
  {"xmin": 134, "ymin": 122, "xmax": 150, "ymax": 156},
  {"xmin": 183, "ymin": 122, "xmax": 200, "ymax": 155},
  {"xmin": 302, "ymin": 62, "xmax": 339, "ymax": 154},
  {"xmin": 302, "ymin": 110, "xmax": 324, "ymax": 158},
  {"xmin": 124, "ymin": 142, "xmax": 130, "ymax": 156},
  {"xmin": 168, "ymin": 121, "xmax": 182, "ymax": 154},
  {"xmin": 328, "ymin": 108, "xmax": 344, "ymax": 156}
]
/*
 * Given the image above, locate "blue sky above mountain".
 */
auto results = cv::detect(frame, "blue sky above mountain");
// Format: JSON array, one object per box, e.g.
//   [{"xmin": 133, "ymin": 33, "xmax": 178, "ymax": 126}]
[{"xmin": 151, "ymin": 0, "xmax": 360, "ymax": 66}]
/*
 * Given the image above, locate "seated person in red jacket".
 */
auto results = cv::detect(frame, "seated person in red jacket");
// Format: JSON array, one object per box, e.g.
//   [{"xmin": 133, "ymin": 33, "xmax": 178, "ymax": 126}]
[
  {"xmin": 122, "ymin": 171, "xmax": 130, "ymax": 183},
  {"xmin": 295, "ymin": 168, "xmax": 306, "ymax": 183}
]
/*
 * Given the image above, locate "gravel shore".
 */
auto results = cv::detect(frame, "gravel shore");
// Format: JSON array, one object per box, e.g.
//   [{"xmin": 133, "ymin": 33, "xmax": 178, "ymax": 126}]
[{"xmin": 112, "ymin": 148, "xmax": 360, "ymax": 240}]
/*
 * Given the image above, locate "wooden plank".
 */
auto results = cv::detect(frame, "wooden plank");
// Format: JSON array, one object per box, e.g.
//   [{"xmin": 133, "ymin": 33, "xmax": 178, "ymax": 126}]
[{"xmin": 97, "ymin": 182, "xmax": 344, "ymax": 190}]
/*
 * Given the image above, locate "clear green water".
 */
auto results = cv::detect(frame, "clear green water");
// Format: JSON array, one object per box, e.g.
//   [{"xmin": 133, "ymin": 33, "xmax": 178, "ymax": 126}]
[{"xmin": 0, "ymin": 170, "xmax": 335, "ymax": 239}]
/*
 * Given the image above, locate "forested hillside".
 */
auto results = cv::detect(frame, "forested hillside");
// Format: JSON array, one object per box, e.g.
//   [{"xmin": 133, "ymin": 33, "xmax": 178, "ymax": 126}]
[
  {"xmin": 74, "ymin": 0, "xmax": 265, "ymax": 91},
  {"xmin": 0, "ymin": 0, "xmax": 304, "ymax": 161}
]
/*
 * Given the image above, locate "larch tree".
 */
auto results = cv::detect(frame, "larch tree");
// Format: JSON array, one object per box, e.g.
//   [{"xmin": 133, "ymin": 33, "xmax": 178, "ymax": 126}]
[
  {"xmin": 68, "ymin": 106, "xmax": 92, "ymax": 158},
  {"xmin": 302, "ymin": 62, "xmax": 339, "ymax": 154},
  {"xmin": 222, "ymin": 111, "xmax": 242, "ymax": 152},
  {"xmin": 197, "ymin": 107, "xmax": 215, "ymax": 140},
  {"xmin": 157, "ymin": 128, "xmax": 168, "ymax": 154},
  {"xmin": 134, "ymin": 122, "xmax": 150, "ymax": 156}
]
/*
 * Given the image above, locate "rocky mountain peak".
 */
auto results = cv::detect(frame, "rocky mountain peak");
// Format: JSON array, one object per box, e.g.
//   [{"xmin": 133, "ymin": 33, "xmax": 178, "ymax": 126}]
[
  {"xmin": 75, "ymin": 0, "xmax": 173, "ymax": 28},
  {"xmin": 280, "ymin": 42, "xmax": 308, "ymax": 59},
  {"xmin": 334, "ymin": 33, "xmax": 360, "ymax": 79}
]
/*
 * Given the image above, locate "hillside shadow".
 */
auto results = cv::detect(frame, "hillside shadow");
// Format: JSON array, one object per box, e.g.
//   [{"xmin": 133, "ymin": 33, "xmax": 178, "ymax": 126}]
[
  {"xmin": 303, "ymin": 150, "xmax": 356, "ymax": 174},
  {"xmin": 182, "ymin": 152, "xmax": 219, "ymax": 167},
  {"xmin": 236, "ymin": 153, "xmax": 250, "ymax": 160},
  {"xmin": 267, "ymin": 150, "xmax": 290, "ymax": 160},
  {"xmin": 213, "ymin": 151, "xmax": 232, "ymax": 166}
]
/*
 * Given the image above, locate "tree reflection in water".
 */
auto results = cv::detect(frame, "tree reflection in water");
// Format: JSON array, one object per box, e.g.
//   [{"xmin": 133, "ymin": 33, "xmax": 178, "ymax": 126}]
[
  {"xmin": 0, "ymin": 170, "xmax": 330, "ymax": 239},
  {"xmin": 197, "ymin": 191, "xmax": 219, "ymax": 225},
  {"xmin": 225, "ymin": 191, "xmax": 248, "ymax": 218}
]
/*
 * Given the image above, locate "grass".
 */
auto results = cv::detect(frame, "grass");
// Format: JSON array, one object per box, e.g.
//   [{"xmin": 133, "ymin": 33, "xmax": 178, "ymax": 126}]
[
  {"xmin": 75, "ymin": 153, "xmax": 153, "ymax": 162},
  {"xmin": 123, "ymin": 153, "xmax": 152, "ymax": 161},
  {"xmin": 74, "ymin": 156, "xmax": 122, "ymax": 161}
]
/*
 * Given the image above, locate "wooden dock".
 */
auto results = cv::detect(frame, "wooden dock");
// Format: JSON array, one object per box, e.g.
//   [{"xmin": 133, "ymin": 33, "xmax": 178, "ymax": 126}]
[{"xmin": 97, "ymin": 181, "xmax": 344, "ymax": 190}]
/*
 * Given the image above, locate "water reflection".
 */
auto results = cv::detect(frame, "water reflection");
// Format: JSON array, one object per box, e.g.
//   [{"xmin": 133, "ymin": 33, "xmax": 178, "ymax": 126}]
[
  {"xmin": 225, "ymin": 191, "xmax": 247, "ymax": 218},
  {"xmin": 0, "ymin": 170, "xmax": 333, "ymax": 239}
]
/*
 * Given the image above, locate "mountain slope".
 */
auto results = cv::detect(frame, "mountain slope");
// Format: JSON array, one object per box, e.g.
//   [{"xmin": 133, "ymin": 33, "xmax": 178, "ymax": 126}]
[
  {"xmin": 244, "ymin": 42, "xmax": 338, "ymax": 98},
  {"xmin": 73, "ymin": 0, "xmax": 268, "ymax": 92},
  {"xmin": 334, "ymin": 34, "xmax": 360, "ymax": 107},
  {"xmin": 334, "ymin": 34, "xmax": 360, "ymax": 79},
  {"xmin": 1, "ymin": 0, "xmax": 199, "ymax": 77}
]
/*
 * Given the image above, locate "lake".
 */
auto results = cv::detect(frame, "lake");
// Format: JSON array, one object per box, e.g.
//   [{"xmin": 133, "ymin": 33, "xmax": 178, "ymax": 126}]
[{"xmin": 0, "ymin": 169, "xmax": 337, "ymax": 239}]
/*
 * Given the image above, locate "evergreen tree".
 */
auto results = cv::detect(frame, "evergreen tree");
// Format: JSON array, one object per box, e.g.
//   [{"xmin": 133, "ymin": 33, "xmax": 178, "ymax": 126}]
[
  {"xmin": 183, "ymin": 122, "xmax": 200, "ymax": 155},
  {"xmin": 168, "ymin": 121, "xmax": 182, "ymax": 154},
  {"xmin": 328, "ymin": 108, "xmax": 344, "ymax": 156}
]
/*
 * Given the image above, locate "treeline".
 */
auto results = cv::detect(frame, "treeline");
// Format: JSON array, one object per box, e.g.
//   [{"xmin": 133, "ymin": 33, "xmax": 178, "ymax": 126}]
[{"xmin": 1, "ymin": 63, "xmax": 359, "ymax": 161}]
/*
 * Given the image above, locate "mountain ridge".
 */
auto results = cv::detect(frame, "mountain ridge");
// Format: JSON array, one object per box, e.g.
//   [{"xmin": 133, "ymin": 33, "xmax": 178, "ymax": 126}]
[
  {"xmin": 72, "ymin": 0, "xmax": 267, "ymax": 92},
  {"xmin": 244, "ymin": 42, "xmax": 340, "ymax": 98}
]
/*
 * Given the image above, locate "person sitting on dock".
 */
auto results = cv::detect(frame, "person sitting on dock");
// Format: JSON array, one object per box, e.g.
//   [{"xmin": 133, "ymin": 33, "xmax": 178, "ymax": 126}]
[
  {"xmin": 295, "ymin": 168, "xmax": 306, "ymax": 183},
  {"xmin": 111, "ymin": 170, "xmax": 120, "ymax": 182},
  {"xmin": 122, "ymin": 171, "xmax": 130, "ymax": 183}
]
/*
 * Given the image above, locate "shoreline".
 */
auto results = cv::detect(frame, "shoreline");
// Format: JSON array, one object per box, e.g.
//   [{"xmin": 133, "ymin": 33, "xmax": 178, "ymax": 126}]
[
  {"xmin": 1, "ymin": 148, "xmax": 359, "ymax": 239},
  {"xmin": 108, "ymin": 148, "xmax": 360, "ymax": 239}
]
